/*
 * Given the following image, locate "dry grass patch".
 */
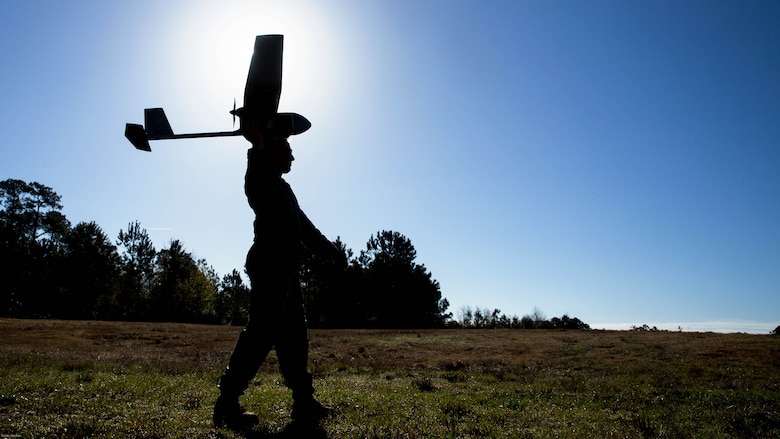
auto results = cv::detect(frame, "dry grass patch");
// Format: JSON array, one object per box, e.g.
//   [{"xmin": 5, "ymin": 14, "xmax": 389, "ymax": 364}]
[{"xmin": 1, "ymin": 319, "xmax": 779, "ymax": 438}]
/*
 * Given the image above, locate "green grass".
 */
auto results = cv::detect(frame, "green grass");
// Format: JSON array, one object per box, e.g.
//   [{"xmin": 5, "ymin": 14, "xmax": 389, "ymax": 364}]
[{"xmin": 1, "ymin": 319, "xmax": 778, "ymax": 438}]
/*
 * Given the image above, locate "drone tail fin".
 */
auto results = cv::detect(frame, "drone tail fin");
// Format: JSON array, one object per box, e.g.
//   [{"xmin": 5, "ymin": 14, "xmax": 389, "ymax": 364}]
[
  {"xmin": 125, "ymin": 123, "xmax": 151, "ymax": 151},
  {"xmin": 144, "ymin": 108, "xmax": 175, "ymax": 139}
]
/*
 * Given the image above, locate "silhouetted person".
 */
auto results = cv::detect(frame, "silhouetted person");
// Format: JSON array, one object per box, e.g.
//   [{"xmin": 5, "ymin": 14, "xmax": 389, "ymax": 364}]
[{"xmin": 214, "ymin": 121, "xmax": 344, "ymax": 430}]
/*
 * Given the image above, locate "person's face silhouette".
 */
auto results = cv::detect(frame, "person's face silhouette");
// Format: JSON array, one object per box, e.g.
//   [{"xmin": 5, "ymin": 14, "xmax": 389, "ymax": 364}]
[{"xmin": 271, "ymin": 139, "xmax": 294, "ymax": 174}]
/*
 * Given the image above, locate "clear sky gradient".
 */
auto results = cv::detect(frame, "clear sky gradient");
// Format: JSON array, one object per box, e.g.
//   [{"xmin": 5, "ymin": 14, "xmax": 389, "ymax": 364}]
[{"xmin": 1, "ymin": 1, "xmax": 777, "ymax": 332}]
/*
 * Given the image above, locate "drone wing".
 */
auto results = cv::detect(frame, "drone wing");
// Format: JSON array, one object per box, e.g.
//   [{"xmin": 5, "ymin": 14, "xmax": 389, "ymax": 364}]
[{"xmin": 242, "ymin": 34, "xmax": 283, "ymax": 119}]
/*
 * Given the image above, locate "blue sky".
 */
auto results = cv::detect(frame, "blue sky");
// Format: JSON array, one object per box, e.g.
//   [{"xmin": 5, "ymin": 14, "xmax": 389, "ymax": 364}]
[{"xmin": 1, "ymin": 1, "xmax": 778, "ymax": 333}]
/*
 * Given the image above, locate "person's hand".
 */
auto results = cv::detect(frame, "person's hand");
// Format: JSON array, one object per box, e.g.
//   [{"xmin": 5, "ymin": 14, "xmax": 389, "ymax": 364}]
[{"xmin": 241, "ymin": 119, "xmax": 264, "ymax": 148}]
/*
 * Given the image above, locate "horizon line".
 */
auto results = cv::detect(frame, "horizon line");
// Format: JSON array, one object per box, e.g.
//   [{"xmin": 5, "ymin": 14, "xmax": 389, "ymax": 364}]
[{"xmin": 592, "ymin": 320, "xmax": 776, "ymax": 334}]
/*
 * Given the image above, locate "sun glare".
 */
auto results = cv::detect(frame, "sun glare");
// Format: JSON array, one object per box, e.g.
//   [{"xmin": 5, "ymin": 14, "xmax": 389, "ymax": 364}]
[
  {"xmin": 163, "ymin": 1, "xmax": 348, "ymax": 131},
  {"xmin": 152, "ymin": 1, "xmax": 354, "ymax": 175}
]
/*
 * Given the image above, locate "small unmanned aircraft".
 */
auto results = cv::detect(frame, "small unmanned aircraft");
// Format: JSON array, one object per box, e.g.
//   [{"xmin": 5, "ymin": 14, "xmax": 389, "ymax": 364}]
[{"xmin": 125, "ymin": 35, "xmax": 310, "ymax": 152}]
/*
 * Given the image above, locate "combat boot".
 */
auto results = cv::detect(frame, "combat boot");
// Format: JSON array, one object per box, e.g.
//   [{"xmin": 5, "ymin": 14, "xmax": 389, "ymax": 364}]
[
  {"xmin": 291, "ymin": 397, "xmax": 331, "ymax": 423},
  {"xmin": 213, "ymin": 395, "xmax": 259, "ymax": 431}
]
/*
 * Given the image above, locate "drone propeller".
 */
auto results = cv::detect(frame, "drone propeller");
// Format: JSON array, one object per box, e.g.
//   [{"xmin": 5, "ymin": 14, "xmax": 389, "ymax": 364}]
[{"xmin": 231, "ymin": 98, "xmax": 237, "ymax": 128}]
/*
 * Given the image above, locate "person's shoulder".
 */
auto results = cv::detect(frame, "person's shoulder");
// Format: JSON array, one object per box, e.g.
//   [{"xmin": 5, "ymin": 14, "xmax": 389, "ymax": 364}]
[{"xmin": 279, "ymin": 178, "xmax": 293, "ymax": 190}]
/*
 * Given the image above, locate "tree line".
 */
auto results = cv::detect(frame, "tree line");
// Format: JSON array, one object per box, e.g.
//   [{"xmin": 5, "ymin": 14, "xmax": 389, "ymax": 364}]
[
  {"xmin": 0, "ymin": 179, "xmax": 450, "ymax": 327},
  {"xmin": 450, "ymin": 306, "xmax": 590, "ymax": 330},
  {"xmin": 1, "ymin": 178, "xmax": 594, "ymax": 330}
]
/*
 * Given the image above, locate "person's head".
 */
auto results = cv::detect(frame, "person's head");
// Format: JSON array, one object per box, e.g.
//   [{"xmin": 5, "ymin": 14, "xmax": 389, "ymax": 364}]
[{"xmin": 264, "ymin": 137, "xmax": 294, "ymax": 174}]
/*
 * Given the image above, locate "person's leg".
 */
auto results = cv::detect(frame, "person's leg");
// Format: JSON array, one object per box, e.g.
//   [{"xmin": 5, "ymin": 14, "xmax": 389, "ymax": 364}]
[
  {"xmin": 275, "ymin": 297, "xmax": 329, "ymax": 422},
  {"xmin": 218, "ymin": 253, "xmax": 280, "ymax": 399},
  {"xmin": 218, "ymin": 324, "xmax": 273, "ymax": 397},
  {"xmin": 214, "ymin": 263, "xmax": 277, "ymax": 430},
  {"xmin": 214, "ymin": 321, "xmax": 273, "ymax": 429},
  {"xmin": 275, "ymin": 314, "xmax": 314, "ymax": 400}
]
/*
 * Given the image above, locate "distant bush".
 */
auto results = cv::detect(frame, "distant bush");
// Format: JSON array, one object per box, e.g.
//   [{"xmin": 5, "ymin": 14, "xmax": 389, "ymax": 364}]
[
  {"xmin": 631, "ymin": 324, "xmax": 662, "ymax": 332},
  {"xmin": 453, "ymin": 306, "xmax": 590, "ymax": 330},
  {"xmin": 771, "ymin": 325, "xmax": 780, "ymax": 336}
]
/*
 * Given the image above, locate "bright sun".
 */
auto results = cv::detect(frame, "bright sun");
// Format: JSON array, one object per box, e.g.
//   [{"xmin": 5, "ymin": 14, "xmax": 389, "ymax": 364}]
[
  {"xmin": 152, "ymin": 1, "xmax": 354, "ymax": 170},
  {"xmin": 164, "ymin": 1, "xmax": 347, "ymax": 126}
]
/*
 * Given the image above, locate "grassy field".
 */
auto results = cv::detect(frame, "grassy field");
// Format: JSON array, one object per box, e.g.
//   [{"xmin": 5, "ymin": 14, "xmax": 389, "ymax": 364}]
[{"xmin": 0, "ymin": 318, "xmax": 778, "ymax": 438}]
